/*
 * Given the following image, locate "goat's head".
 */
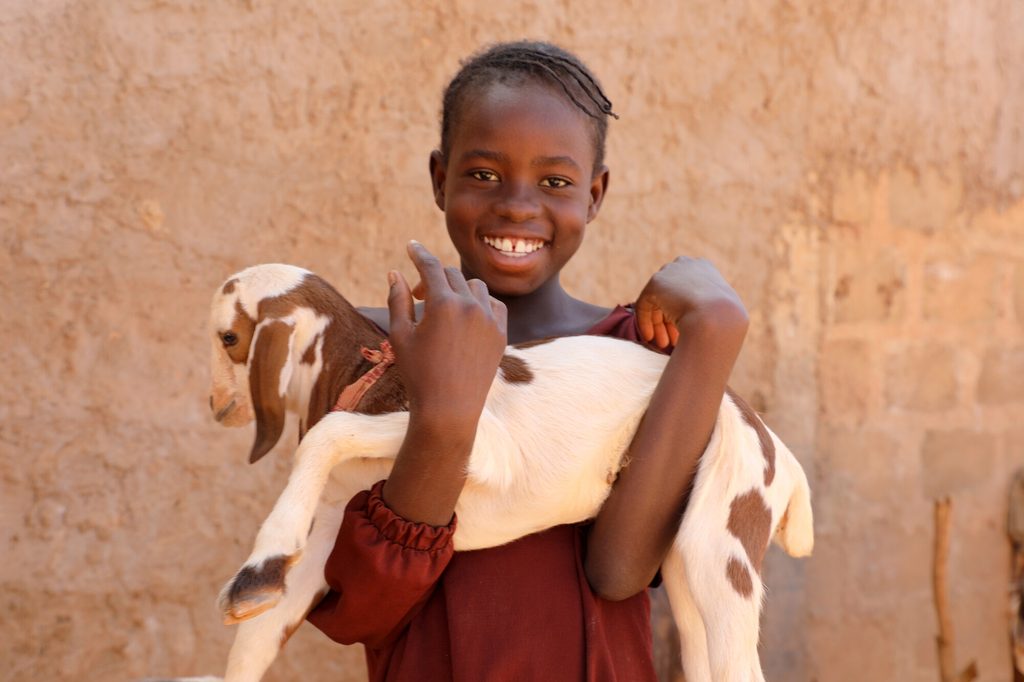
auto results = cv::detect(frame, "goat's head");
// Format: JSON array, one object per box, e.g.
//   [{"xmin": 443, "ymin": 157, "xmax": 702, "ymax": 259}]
[{"xmin": 209, "ymin": 264, "xmax": 330, "ymax": 464}]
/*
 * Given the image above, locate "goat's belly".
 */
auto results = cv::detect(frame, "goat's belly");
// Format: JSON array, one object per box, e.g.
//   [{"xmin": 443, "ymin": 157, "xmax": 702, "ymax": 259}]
[
  {"xmin": 452, "ymin": 482, "xmax": 613, "ymax": 551},
  {"xmin": 452, "ymin": 416, "xmax": 644, "ymax": 550}
]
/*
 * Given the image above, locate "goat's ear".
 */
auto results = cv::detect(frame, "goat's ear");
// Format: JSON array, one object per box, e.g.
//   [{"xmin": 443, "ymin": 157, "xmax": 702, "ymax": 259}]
[{"xmin": 247, "ymin": 318, "xmax": 295, "ymax": 463}]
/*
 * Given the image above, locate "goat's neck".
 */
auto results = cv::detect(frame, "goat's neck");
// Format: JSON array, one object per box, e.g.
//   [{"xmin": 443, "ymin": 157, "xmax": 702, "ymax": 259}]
[{"xmin": 301, "ymin": 300, "xmax": 407, "ymax": 436}]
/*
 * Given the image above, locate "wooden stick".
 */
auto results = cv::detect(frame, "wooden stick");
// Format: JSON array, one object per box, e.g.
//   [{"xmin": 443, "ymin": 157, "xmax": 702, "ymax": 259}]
[
  {"xmin": 934, "ymin": 497, "xmax": 956, "ymax": 682},
  {"xmin": 932, "ymin": 497, "xmax": 979, "ymax": 682}
]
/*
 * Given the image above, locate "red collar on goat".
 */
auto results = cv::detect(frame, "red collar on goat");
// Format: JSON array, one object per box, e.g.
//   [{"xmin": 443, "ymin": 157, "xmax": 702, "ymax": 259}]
[{"xmin": 332, "ymin": 341, "xmax": 396, "ymax": 412}]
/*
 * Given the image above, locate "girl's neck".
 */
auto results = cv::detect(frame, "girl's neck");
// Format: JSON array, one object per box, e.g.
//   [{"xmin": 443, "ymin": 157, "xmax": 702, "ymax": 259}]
[{"xmin": 495, "ymin": 276, "xmax": 612, "ymax": 344}]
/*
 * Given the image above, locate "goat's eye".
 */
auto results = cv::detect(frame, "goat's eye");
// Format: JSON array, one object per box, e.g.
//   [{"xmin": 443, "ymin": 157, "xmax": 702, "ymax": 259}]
[{"xmin": 221, "ymin": 332, "xmax": 239, "ymax": 347}]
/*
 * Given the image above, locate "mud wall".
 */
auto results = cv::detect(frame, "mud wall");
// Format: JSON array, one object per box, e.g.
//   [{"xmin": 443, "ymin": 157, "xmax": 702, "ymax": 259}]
[{"xmin": 2, "ymin": 1, "xmax": 1021, "ymax": 680}]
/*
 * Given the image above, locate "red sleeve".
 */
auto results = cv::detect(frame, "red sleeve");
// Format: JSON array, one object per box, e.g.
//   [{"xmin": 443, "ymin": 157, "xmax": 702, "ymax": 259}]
[
  {"xmin": 587, "ymin": 304, "xmax": 674, "ymax": 355},
  {"xmin": 306, "ymin": 480, "xmax": 455, "ymax": 649}
]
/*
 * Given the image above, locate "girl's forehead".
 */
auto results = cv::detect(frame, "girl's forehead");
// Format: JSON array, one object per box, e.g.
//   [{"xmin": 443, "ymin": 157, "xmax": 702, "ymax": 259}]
[{"xmin": 450, "ymin": 81, "xmax": 597, "ymax": 163}]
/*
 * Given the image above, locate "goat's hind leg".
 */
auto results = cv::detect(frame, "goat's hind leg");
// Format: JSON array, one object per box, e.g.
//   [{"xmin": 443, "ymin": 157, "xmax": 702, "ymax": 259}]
[
  {"xmin": 220, "ymin": 411, "xmax": 407, "ymax": 622},
  {"xmin": 661, "ymin": 546, "xmax": 712, "ymax": 682},
  {"xmin": 686, "ymin": 546, "xmax": 765, "ymax": 682}
]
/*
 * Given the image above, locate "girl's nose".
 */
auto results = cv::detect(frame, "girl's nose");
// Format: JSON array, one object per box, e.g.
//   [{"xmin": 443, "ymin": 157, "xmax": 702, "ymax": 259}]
[{"xmin": 494, "ymin": 182, "xmax": 541, "ymax": 222}]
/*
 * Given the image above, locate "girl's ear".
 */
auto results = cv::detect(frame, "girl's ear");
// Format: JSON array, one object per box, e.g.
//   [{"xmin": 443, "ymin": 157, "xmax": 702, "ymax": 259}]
[
  {"xmin": 587, "ymin": 165, "xmax": 610, "ymax": 222},
  {"xmin": 429, "ymin": 150, "xmax": 447, "ymax": 211}
]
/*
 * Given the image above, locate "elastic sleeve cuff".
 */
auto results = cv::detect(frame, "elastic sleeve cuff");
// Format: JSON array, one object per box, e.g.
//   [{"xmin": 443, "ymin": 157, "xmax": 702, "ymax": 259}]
[{"xmin": 360, "ymin": 480, "xmax": 456, "ymax": 552}]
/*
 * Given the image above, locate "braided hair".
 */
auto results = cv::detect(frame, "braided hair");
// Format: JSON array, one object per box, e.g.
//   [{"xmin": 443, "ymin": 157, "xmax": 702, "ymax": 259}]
[{"xmin": 440, "ymin": 41, "xmax": 618, "ymax": 171}]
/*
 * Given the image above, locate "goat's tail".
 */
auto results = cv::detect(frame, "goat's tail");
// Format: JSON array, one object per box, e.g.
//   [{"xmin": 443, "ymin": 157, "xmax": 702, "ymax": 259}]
[{"xmin": 775, "ymin": 455, "xmax": 814, "ymax": 558}]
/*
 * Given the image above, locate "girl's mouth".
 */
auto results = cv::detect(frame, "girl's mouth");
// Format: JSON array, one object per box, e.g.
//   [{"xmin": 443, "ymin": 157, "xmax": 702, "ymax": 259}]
[{"xmin": 481, "ymin": 236, "xmax": 548, "ymax": 258}]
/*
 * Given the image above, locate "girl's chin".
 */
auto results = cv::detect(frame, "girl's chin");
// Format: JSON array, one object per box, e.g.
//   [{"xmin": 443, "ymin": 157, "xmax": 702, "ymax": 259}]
[{"xmin": 472, "ymin": 265, "xmax": 547, "ymax": 298}]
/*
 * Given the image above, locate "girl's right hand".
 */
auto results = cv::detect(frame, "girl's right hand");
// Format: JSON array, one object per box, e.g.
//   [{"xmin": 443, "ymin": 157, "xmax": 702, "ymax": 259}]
[{"xmin": 387, "ymin": 241, "xmax": 508, "ymax": 430}]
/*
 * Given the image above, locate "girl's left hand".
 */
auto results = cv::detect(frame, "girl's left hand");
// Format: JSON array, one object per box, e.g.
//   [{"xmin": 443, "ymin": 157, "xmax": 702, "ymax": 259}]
[{"xmin": 635, "ymin": 256, "xmax": 748, "ymax": 349}]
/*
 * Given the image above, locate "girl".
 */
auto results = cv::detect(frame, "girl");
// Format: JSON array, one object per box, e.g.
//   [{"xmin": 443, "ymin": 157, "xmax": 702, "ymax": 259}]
[{"xmin": 307, "ymin": 41, "xmax": 749, "ymax": 681}]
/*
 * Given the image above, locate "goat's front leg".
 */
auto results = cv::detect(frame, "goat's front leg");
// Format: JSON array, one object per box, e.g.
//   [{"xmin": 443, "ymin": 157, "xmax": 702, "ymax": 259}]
[
  {"xmin": 219, "ymin": 411, "xmax": 408, "ymax": 623},
  {"xmin": 217, "ymin": 502, "xmax": 344, "ymax": 682}
]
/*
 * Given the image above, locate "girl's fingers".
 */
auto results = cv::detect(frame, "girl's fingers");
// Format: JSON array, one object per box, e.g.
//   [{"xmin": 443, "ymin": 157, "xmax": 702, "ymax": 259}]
[
  {"xmin": 468, "ymin": 278, "xmax": 508, "ymax": 335},
  {"xmin": 467, "ymin": 278, "xmax": 491, "ymax": 309},
  {"xmin": 387, "ymin": 270, "xmax": 416, "ymax": 338},
  {"xmin": 667, "ymin": 324, "xmax": 680, "ymax": 348},
  {"xmin": 653, "ymin": 320, "xmax": 669, "ymax": 349},
  {"xmin": 492, "ymin": 297, "xmax": 508, "ymax": 336},
  {"xmin": 407, "ymin": 241, "xmax": 451, "ymax": 299},
  {"xmin": 650, "ymin": 308, "xmax": 669, "ymax": 349},
  {"xmin": 445, "ymin": 266, "xmax": 472, "ymax": 296},
  {"xmin": 635, "ymin": 300, "xmax": 655, "ymax": 342}
]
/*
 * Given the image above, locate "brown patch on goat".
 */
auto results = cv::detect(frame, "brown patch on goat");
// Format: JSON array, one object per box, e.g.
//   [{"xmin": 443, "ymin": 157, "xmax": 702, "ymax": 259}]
[
  {"xmin": 726, "ymin": 557, "xmax": 754, "ymax": 598},
  {"xmin": 248, "ymin": 319, "xmax": 294, "ymax": 463},
  {"xmin": 222, "ymin": 278, "xmax": 239, "ymax": 295},
  {"xmin": 223, "ymin": 555, "xmax": 293, "ymax": 623},
  {"xmin": 233, "ymin": 272, "xmax": 408, "ymax": 439},
  {"xmin": 250, "ymin": 274, "xmax": 407, "ymax": 432},
  {"xmin": 726, "ymin": 388, "xmax": 776, "ymax": 486},
  {"xmin": 280, "ymin": 587, "xmax": 330, "ymax": 649},
  {"xmin": 258, "ymin": 274, "xmax": 352, "ymax": 321},
  {"xmin": 499, "ymin": 354, "xmax": 534, "ymax": 384},
  {"xmin": 225, "ymin": 300, "xmax": 256, "ymax": 365},
  {"xmin": 513, "ymin": 336, "xmax": 557, "ymax": 350},
  {"xmin": 300, "ymin": 332, "xmax": 320, "ymax": 365},
  {"xmin": 280, "ymin": 618, "xmax": 302, "ymax": 648},
  {"xmin": 726, "ymin": 489, "xmax": 772, "ymax": 575}
]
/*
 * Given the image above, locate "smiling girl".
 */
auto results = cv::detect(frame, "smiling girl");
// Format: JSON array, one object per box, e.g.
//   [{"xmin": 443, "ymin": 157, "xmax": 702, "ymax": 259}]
[{"xmin": 307, "ymin": 41, "xmax": 749, "ymax": 681}]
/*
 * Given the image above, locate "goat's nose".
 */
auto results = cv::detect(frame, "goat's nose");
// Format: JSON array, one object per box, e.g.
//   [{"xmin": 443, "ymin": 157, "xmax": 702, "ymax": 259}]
[{"xmin": 208, "ymin": 395, "xmax": 214, "ymax": 411}]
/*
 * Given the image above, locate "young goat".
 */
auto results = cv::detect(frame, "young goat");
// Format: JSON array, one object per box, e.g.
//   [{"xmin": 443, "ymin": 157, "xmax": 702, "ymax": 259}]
[{"xmin": 190, "ymin": 263, "xmax": 812, "ymax": 682}]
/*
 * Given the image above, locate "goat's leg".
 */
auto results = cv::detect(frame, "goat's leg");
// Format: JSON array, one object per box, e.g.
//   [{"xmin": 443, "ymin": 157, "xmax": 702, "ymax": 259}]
[
  {"xmin": 219, "ymin": 412, "xmax": 407, "ymax": 622},
  {"xmin": 661, "ymin": 545, "xmax": 712, "ymax": 682},
  {"xmin": 216, "ymin": 502, "xmax": 343, "ymax": 681},
  {"xmin": 683, "ymin": 541, "xmax": 765, "ymax": 682}
]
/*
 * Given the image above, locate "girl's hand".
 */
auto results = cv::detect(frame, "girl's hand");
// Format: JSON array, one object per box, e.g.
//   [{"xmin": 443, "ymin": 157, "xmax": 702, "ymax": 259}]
[
  {"xmin": 635, "ymin": 256, "xmax": 748, "ymax": 349},
  {"xmin": 387, "ymin": 241, "xmax": 508, "ymax": 429}
]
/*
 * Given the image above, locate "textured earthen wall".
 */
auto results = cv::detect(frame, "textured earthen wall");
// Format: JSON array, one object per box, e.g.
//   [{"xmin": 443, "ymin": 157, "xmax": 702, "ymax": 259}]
[{"xmin": 2, "ymin": 1, "xmax": 1021, "ymax": 681}]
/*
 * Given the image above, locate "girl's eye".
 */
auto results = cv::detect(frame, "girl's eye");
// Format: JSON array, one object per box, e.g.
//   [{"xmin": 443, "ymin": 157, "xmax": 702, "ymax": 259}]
[
  {"xmin": 541, "ymin": 177, "xmax": 572, "ymax": 189},
  {"xmin": 470, "ymin": 170, "xmax": 499, "ymax": 182},
  {"xmin": 221, "ymin": 331, "xmax": 239, "ymax": 347}
]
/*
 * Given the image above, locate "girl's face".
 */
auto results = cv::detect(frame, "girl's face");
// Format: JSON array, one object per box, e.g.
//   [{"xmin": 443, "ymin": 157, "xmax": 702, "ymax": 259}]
[{"xmin": 430, "ymin": 81, "xmax": 609, "ymax": 297}]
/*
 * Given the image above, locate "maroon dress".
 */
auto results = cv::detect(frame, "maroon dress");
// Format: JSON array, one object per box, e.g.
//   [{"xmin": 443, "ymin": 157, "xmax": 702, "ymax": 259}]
[{"xmin": 307, "ymin": 306, "xmax": 663, "ymax": 682}]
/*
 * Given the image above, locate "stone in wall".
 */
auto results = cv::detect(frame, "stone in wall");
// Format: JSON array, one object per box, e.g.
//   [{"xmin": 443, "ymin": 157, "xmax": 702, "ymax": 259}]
[
  {"xmin": 888, "ymin": 165, "xmax": 963, "ymax": 232},
  {"xmin": 977, "ymin": 345, "xmax": 1024, "ymax": 405},
  {"xmin": 819, "ymin": 338, "xmax": 873, "ymax": 420},
  {"xmin": 1016, "ymin": 262, "xmax": 1024, "ymax": 324},
  {"xmin": 920, "ymin": 429, "xmax": 998, "ymax": 499},
  {"xmin": 830, "ymin": 240, "xmax": 907, "ymax": 324},
  {"xmin": 922, "ymin": 256, "xmax": 1000, "ymax": 324},
  {"xmin": 830, "ymin": 168, "xmax": 873, "ymax": 225},
  {"xmin": 885, "ymin": 342, "xmax": 958, "ymax": 411}
]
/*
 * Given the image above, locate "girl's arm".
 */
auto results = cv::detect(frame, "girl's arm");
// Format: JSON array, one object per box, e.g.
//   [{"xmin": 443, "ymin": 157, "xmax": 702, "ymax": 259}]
[
  {"xmin": 584, "ymin": 257, "xmax": 749, "ymax": 601},
  {"xmin": 381, "ymin": 241, "xmax": 508, "ymax": 526},
  {"xmin": 309, "ymin": 242, "xmax": 506, "ymax": 645}
]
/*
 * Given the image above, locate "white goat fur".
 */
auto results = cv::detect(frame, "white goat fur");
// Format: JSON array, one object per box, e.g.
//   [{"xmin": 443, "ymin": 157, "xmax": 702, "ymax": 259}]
[{"xmin": 188, "ymin": 264, "xmax": 813, "ymax": 682}]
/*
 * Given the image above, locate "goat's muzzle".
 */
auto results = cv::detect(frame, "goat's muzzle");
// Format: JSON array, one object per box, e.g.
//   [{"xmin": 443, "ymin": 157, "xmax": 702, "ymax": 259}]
[{"xmin": 213, "ymin": 397, "xmax": 237, "ymax": 423}]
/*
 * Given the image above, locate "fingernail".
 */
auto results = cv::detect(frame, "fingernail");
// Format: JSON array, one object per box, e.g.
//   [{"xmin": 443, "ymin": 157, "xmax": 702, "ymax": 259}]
[{"xmin": 387, "ymin": 271, "xmax": 397, "ymax": 287}]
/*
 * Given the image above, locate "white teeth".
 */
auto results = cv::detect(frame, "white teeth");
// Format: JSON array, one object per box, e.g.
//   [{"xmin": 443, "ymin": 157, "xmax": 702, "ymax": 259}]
[{"xmin": 483, "ymin": 236, "xmax": 546, "ymax": 257}]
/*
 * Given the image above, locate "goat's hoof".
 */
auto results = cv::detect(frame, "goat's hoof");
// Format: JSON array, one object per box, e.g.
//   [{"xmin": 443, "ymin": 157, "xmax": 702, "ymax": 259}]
[{"xmin": 218, "ymin": 553, "xmax": 300, "ymax": 623}]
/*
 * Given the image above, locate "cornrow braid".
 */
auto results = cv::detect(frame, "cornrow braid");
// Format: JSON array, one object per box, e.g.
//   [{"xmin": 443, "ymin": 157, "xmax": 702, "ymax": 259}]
[{"xmin": 440, "ymin": 41, "xmax": 618, "ymax": 171}]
